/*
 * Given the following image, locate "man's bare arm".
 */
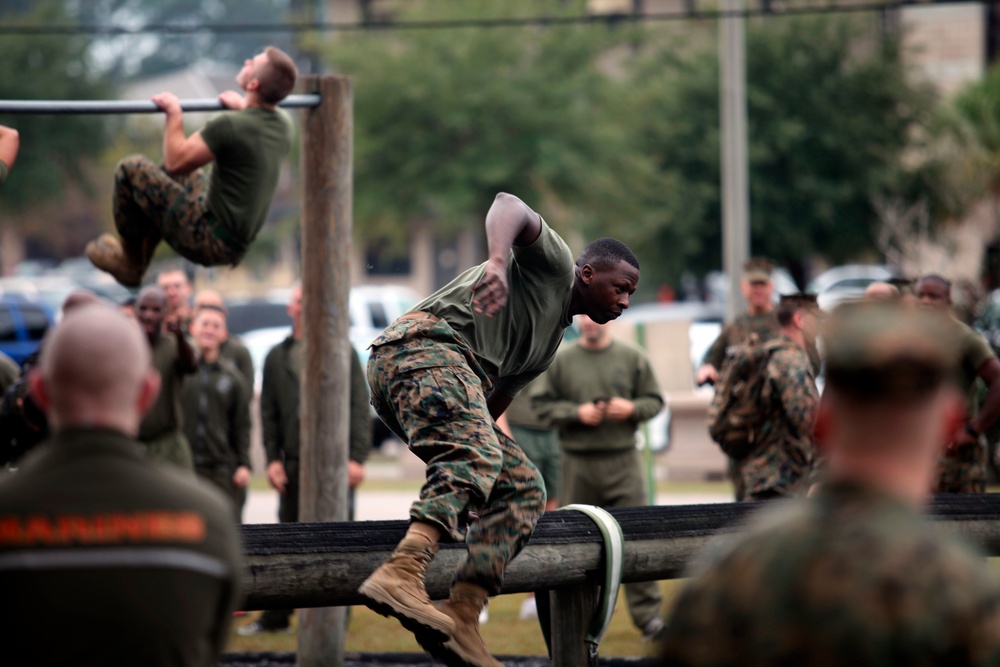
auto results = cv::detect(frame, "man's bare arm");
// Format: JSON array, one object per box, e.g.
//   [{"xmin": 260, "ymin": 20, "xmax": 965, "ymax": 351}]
[
  {"xmin": 154, "ymin": 92, "xmax": 216, "ymax": 175},
  {"xmin": 487, "ymin": 391, "xmax": 514, "ymax": 422},
  {"xmin": 0, "ymin": 124, "xmax": 20, "ymax": 169},
  {"xmin": 471, "ymin": 193, "xmax": 543, "ymax": 318}
]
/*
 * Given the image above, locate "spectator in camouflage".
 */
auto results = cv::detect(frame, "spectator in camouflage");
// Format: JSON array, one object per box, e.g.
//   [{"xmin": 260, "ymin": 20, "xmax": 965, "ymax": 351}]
[
  {"xmin": 697, "ymin": 258, "xmax": 781, "ymax": 501},
  {"xmin": 359, "ymin": 192, "xmax": 640, "ymax": 667},
  {"xmin": 661, "ymin": 301, "xmax": 1000, "ymax": 666},
  {"xmin": 916, "ymin": 274, "xmax": 1000, "ymax": 493},
  {"xmin": 738, "ymin": 293, "xmax": 821, "ymax": 501}
]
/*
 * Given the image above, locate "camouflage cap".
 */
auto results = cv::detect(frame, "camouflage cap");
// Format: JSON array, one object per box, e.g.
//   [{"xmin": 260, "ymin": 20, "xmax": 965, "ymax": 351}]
[
  {"xmin": 743, "ymin": 257, "xmax": 774, "ymax": 283},
  {"xmin": 822, "ymin": 301, "xmax": 960, "ymax": 400}
]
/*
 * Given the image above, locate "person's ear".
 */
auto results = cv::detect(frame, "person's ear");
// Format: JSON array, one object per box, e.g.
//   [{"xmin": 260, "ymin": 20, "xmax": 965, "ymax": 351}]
[
  {"xmin": 580, "ymin": 264, "xmax": 595, "ymax": 286},
  {"xmin": 793, "ymin": 310, "xmax": 806, "ymax": 330},
  {"xmin": 138, "ymin": 368, "xmax": 162, "ymax": 418},
  {"xmin": 27, "ymin": 368, "xmax": 49, "ymax": 413}
]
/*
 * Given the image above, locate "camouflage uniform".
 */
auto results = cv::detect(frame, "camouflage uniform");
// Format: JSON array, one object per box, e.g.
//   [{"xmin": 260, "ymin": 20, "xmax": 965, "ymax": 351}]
[
  {"xmin": 505, "ymin": 377, "xmax": 560, "ymax": 502},
  {"xmin": 704, "ymin": 312, "xmax": 781, "ymax": 500},
  {"xmin": 739, "ymin": 336, "xmax": 818, "ymax": 500},
  {"xmin": 113, "ymin": 156, "xmax": 243, "ymax": 274},
  {"xmin": 661, "ymin": 481, "xmax": 1000, "ymax": 666},
  {"xmin": 937, "ymin": 318, "xmax": 996, "ymax": 494},
  {"xmin": 703, "ymin": 312, "xmax": 782, "ymax": 371},
  {"xmin": 368, "ymin": 315, "xmax": 545, "ymax": 595}
]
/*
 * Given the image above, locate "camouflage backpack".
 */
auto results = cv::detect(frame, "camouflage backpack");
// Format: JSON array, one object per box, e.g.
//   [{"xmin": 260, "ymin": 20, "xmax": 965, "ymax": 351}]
[{"xmin": 707, "ymin": 334, "xmax": 778, "ymax": 460}]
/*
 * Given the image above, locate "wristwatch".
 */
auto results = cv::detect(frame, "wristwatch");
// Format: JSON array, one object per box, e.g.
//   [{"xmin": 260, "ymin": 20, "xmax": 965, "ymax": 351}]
[{"xmin": 966, "ymin": 423, "xmax": 981, "ymax": 438}]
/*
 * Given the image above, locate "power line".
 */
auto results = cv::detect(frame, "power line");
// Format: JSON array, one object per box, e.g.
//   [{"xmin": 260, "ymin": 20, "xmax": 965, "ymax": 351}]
[{"xmin": 0, "ymin": 0, "xmax": 976, "ymax": 37}]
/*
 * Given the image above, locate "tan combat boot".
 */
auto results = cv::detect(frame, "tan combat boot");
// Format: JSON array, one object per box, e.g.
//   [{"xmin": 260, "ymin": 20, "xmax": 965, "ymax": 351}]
[
  {"xmin": 85, "ymin": 234, "xmax": 143, "ymax": 287},
  {"xmin": 434, "ymin": 582, "xmax": 504, "ymax": 667},
  {"xmin": 358, "ymin": 537, "xmax": 456, "ymax": 643}
]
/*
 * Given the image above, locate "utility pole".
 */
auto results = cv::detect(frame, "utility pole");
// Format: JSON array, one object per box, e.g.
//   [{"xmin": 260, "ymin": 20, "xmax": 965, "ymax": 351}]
[{"xmin": 720, "ymin": 0, "xmax": 750, "ymax": 321}]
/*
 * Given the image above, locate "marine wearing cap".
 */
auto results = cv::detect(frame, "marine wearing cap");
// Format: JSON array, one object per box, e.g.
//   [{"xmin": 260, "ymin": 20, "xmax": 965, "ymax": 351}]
[
  {"xmin": 661, "ymin": 300, "xmax": 1000, "ymax": 667},
  {"xmin": 743, "ymin": 257, "xmax": 774, "ymax": 283},
  {"xmin": 823, "ymin": 300, "xmax": 960, "ymax": 402}
]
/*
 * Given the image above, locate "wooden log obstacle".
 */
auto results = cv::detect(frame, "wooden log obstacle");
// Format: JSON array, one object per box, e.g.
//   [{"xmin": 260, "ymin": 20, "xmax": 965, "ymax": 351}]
[{"xmin": 239, "ymin": 495, "xmax": 1000, "ymax": 667}]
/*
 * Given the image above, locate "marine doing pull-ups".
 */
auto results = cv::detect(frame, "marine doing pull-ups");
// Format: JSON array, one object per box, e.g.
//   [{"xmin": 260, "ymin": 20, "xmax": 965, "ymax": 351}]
[{"xmin": 88, "ymin": 47, "xmax": 297, "ymax": 287}]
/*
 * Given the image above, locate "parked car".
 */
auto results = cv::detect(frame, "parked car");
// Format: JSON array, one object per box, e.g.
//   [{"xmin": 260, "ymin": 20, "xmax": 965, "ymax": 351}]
[
  {"xmin": 0, "ymin": 298, "xmax": 54, "ymax": 365},
  {"xmin": 242, "ymin": 324, "xmax": 400, "ymax": 451},
  {"xmin": 807, "ymin": 264, "xmax": 895, "ymax": 311},
  {"xmin": 241, "ymin": 326, "xmax": 375, "ymax": 396},
  {"xmin": 228, "ymin": 284, "xmax": 422, "ymax": 340},
  {"xmin": 704, "ymin": 267, "xmax": 800, "ymax": 305},
  {"xmin": 620, "ymin": 300, "xmax": 725, "ymax": 378}
]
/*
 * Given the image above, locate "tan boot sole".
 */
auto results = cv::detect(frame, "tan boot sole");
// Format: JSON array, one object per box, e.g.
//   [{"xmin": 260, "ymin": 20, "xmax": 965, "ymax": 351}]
[
  {"xmin": 358, "ymin": 578, "xmax": 455, "ymax": 643},
  {"xmin": 86, "ymin": 235, "xmax": 142, "ymax": 288}
]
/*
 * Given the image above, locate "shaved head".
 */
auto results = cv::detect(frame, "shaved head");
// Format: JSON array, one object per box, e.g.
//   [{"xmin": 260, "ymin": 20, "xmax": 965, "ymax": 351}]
[
  {"xmin": 62, "ymin": 289, "xmax": 102, "ymax": 315},
  {"xmin": 36, "ymin": 303, "xmax": 157, "ymax": 434},
  {"xmin": 863, "ymin": 282, "xmax": 899, "ymax": 301},
  {"xmin": 193, "ymin": 289, "xmax": 227, "ymax": 314}
]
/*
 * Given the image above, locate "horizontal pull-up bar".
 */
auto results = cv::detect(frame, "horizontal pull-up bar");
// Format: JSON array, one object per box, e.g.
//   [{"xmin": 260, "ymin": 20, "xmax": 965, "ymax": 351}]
[{"xmin": 0, "ymin": 93, "xmax": 321, "ymax": 115}]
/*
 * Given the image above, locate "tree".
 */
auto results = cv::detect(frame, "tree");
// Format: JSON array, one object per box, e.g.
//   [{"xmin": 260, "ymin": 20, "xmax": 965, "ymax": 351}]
[
  {"xmin": 616, "ymin": 15, "xmax": 935, "ymax": 286},
  {"xmin": 0, "ymin": 2, "xmax": 117, "ymax": 213},
  {"xmin": 321, "ymin": 1, "xmax": 652, "ymax": 261},
  {"xmin": 71, "ymin": 0, "xmax": 295, "ymax": 80}
]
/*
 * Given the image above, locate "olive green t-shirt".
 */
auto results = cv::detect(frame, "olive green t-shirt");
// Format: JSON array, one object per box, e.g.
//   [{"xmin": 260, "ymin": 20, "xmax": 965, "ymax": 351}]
[
  {"xmin": 200, "ymin": 107, "xmax": 293, "ymax": 247},
  {"xmin": 534, "ymin": 340, "xmax": 665, "ymax": 453},
  {"xmin": 0, "ymin": 160, "xmax": 8, "ymax": 187},
  {"xmin": 956, "ymin": 318, "xmax": 996, "ymax": 414},
  {"xmin": 504, "ymin": 376, "xmax": 553, "ymax": 430},
  {"xmin": 139, "ymin": 335, "xmax": 193, "ymax": 442},
  {"xmin": 415, "ymin": 218, "xmax": 575, "ymax": 398}
]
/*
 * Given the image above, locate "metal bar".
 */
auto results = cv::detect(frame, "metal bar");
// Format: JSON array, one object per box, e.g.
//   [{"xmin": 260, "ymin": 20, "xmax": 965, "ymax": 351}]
[{"xmin": 0, "ymin": 94, "xmax": 321, "ymax": 115}]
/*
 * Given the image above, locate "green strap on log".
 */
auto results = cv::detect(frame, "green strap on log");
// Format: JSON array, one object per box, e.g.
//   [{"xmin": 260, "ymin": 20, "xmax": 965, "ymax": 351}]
[{"xmin": 561, "ymin": 504, "xmax": 625, "ymax": 648}]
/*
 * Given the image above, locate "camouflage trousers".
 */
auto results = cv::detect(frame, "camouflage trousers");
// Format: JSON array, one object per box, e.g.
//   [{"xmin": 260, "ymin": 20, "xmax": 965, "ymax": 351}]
[
  {"xmin": 113, "ymin": 155, "xmax": 245, "ymax": 272},
  {"xmin": 936, "ymin": 438, "xmax": 987, "ymax": 494},
  {"xmin": 367, "ymin": 314, "xmax": 545, "ymax": 595}
]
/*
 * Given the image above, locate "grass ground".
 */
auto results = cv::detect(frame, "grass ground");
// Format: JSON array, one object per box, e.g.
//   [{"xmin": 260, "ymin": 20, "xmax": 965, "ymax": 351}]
[{"xmin": 228, "ymin": 582, "xmax": 685, "ymax": 658}]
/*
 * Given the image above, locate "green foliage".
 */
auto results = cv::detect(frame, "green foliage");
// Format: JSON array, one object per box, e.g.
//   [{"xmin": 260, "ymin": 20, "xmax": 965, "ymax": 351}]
[
  {"xmin": 323, "ymin": 1, "xmax": 643, "ymax": 250},
  {"xmin": 618, "ymin": 15, "xmax": 934, "ymax": 284},
  {"xmin": 935, "ymin": 63, "xmax": 1000, "ymax": 212},
  {"xmin": 321, "ymin": 5, "xmax": 933, "ymax": 292},
  {"xmin": 72, "ymin": 0, "xmax": 294, "ymax": 79},
  {"xmin": 0, "ymin": 2, "xmax": 117, "ymax": 212}
]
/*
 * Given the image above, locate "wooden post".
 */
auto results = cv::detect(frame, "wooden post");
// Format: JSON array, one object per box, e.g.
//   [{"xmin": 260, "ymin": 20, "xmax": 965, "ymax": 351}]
[
  {"xmin": 548, "ymin": 583, "xmax": 597, "ymax": 667},
  {"xmin": 297, "ymin": 74, "xmax": 353, "ymax": 667}
]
